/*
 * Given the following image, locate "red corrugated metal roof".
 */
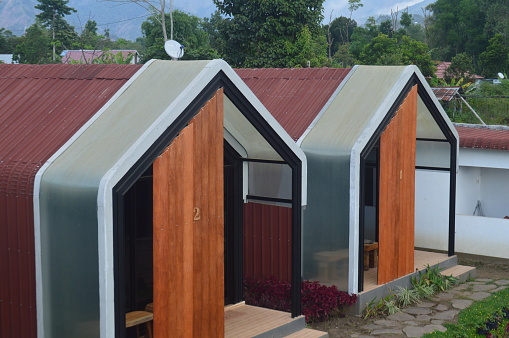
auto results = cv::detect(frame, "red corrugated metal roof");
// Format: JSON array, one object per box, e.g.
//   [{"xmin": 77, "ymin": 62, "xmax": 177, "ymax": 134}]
[
  {"xmin": 456, "ymin": 125, "xmax": 509, "ymax": 151},
  {"xmin": 432, "ymin": 87, "xmax": 461, "ymax": 102},
  {"xmin": 235, "ymin": 68, "xmax": 351, "ymax": 140},
  {"xmin": 0, "ymin": 63, "xmax": 141, "ymax": 338}
]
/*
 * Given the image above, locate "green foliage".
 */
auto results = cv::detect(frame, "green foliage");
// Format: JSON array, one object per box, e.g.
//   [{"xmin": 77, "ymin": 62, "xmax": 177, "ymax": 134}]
[
  {"xmin": 479, "ymin": 34, "xmax": 509, "ymax": 78},
  {"xmin": 358, "ymin": 34, "xmax": 435, "ymax": 77},
  {"xmin": 0, "ymin": 28, "xmax": 19, "ymax": 54},
  {"xmin": 459, "ymin": 80, "xmax": 509, "ymax": 125},
  {"xmin": 411, "ymin": 264, "xmax": 458, "ymax": 294},
  {"xmin": 35, "ymin": 0, "xmax": 77, "ymax": 56},
  {"xmin": 325, "ymin": 16, "xmax": 357, "ymax": 55},
  {"xmin": 423, "ymin": 287, "xmax": 509, "ymax": 337},
  {"xmin": 395, "ymin": 286, "xmax": 420, "ymax": 307},
  {"xmin": 364, "ymin": 265, "xmax": 457, "ymax": 319},
  {"xmin": 445, "ymin": 53, "xmax": 476, "ymax": 82},
  {"xmin": 426, "ymin": 0, "xmax": 488, "ymax": 61},
  {"xmin": 141, "ymin": 10, "xmax": 218, "ymax": 62},
  {"xmin": 213, "ymin": 0, "xmax": 325, "ymax": 67},
  {"xmin": 13, "ymin": 24, "xmax": 52, "ymax": 64}
]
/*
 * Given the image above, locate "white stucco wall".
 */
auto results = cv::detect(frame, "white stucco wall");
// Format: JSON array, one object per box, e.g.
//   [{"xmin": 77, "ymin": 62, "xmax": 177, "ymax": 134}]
[
  {"xmin": 415, "ymin": 169, "xmax": 450, "ymax": 251},
  {"xmin": 479, "ymin": 168, "xmax": 509, "ymax": 218},
  {"xmin": 456, "ymin": 166, "xmax": 481, "ymax": 215},
  {"xmin": 456, "ymin": 215, "xmax": 509, "ymax": 259}
]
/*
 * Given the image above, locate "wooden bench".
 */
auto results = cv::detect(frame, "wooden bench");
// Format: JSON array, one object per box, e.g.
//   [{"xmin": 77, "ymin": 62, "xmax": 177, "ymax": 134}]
[
  {"xmin": 364, "ymin": 242, "xmax": 378, "ymax": 271},
  {"xmin": 126, "ymin": 311, "xmax": 153, "ymax": 338}
]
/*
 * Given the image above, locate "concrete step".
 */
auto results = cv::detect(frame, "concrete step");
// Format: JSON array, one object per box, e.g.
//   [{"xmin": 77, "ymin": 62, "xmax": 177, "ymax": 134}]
[
  {"xmin": 441, "ymin": 264, "xmax": 476, "ymax": 283},
  {"xmin": 285, "ymin": 328, "xmax": 329, "ymax": 338}
]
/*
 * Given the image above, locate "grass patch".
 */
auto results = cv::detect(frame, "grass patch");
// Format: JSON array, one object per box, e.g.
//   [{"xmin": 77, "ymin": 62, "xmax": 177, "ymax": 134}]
[{"xmin": 423, "ymin": 287, "xmax": 509, "ymax": 337}]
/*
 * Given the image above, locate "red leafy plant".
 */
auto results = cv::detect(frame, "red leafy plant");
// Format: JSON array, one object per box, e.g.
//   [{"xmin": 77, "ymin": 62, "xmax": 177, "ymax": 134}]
[{"xmin": 243, "ymin": 276, "xmax": 357, "ymax": 323}]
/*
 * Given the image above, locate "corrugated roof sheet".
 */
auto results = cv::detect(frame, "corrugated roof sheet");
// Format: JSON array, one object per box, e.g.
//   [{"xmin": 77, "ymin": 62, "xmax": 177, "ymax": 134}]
[
  {"xmin": 456, "ymin": 124, "xmax": 509, "ymax": 151},
  {"xmin": 0, "ymin": 63, "xmax": 141, "ymax": 338},
  {"xmin": 0, "ymin": 64, "xmax": 142, "ymax": 195},
  {"xmin": 432, "ymin": 87, "xmax": 461, "ymax": 101},
  {"xmin": 235, "ymin": 67, "xmax": 351, "ymax": 140}
]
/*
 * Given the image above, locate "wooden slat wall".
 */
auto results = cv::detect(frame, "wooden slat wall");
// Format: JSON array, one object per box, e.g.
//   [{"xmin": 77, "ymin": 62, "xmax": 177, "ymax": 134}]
[
  {"xmin": 243, "ymin": 203, "xmax": 292, "ymax": 282},
  {"xmin": 378, "ymin": 85, "xmax": 417, "ymax": 285},
  {"xmin": 153, "ymin": 89, "xmax": 224, "ymax": 337}
]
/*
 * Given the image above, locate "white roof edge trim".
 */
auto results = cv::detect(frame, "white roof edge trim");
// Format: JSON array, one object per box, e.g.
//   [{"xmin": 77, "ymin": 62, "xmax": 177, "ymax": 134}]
[
  {"xmin": 347, "ymin": 66, "xmax": 416, "ymax": 294},
  {"xmin": 297, "ymin": 65, "xmax": 359, "ymax": 147},
  {"xmin": 218, "ymin": 60, "xmax": 308, "ymax": 206},
  {"xmin": 32, "ymin": 59, "xmax": 154, "ymax": 338},
  {"xmin": 97, "ymin": 59, "xmax": 221, "ymax": 338}
]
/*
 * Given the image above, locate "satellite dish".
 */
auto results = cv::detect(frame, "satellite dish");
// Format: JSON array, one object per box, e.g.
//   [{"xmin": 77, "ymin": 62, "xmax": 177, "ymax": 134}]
[
  {"xmin": 164, "ymin": 40, "xmax": 184, "ymax": 60},
  {"xmin": 498, "ymin": 72, "xmax": 505, "ymax": 79}
]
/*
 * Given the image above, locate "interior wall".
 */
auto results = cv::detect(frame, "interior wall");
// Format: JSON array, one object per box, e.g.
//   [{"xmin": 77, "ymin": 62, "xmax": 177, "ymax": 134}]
[
  {"xmin": 456, "ymin": 166, "xmax": 481, "ymax": 216},
  {"xmin": 414, "ymin": 170, "xmax": 450, "ymax": 251}
]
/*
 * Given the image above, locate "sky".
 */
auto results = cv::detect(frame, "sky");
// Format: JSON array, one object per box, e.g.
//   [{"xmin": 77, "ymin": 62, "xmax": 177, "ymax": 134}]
[{"xmin": 176, "ymin": 0, "xmax": 428, "ymax": 24}]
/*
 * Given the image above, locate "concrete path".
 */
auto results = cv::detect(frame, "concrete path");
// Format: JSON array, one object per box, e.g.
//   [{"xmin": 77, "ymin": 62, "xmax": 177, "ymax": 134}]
[{"xmin": 351, "ymin": 278, "xmax": 509, "ymax": 337}]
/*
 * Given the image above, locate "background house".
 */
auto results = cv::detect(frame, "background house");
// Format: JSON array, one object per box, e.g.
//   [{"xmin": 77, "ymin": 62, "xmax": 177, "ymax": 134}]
[
  {"xmin": 61, "ymin": 50, "xmax": 140, "ymax": 64},
  {"xmin": 417, "ymin": 123, "xmax": 509, "ymax": 260}
]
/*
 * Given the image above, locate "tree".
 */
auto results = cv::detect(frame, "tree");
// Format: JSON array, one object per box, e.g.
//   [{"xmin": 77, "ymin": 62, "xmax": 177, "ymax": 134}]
[
  {"xmin": 35, "ymin": 0, "xmax": 77, "ymax": 60},
  {"xmin": 426, "ymin": 0, "xmax": 487, "ymax": 60},
  {"xmin": 326, "ymin": 16, "xmax": 357, "ymax": 55},
  {"xmin": 0, "ymin": 28, "xmax": 18, "ymax": 53},
  {"xmin": 478, "ymin": 34, "xmax": 509, "ymax": 78},
  {"xmin": 445, "ymin": 52, "xmax": 476, "ymax": 81},
  {"xmin": 358, "ymin": 33, "xmax": 435, "ymax": 77},
  {"xmin": 213, "ymin": 0, "xmax": 325, "ymax": 67},
  {"xmin": 13, "ymin": 24, "xmax": 52, "ymax": 64},
  {"xmin": 141, "ymin": 10, "xmax": 219, "ymax": 61}
]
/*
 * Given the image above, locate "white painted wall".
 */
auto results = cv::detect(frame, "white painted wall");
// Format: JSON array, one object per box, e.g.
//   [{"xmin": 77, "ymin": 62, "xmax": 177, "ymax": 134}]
[
  {"xmin": 456, "ymin": 215, "xmax": 509, "ymax": 259},
  {"xmin": 480, "ymin": 168, "xmax": 509, "ymax": 218},
  {"xmin": 460, "ymin": 148, "xmax": 509, "ymax": 169},
  {"xmin": 456, "ymin": 166, "xmax": 481, "ymax": 215},
  {"xmin": 415, "ymin": 169, "xmax": 450, "ymax": 251}
]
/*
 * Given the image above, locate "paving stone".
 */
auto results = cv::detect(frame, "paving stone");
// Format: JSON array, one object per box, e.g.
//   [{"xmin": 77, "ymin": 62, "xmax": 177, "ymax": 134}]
[
  {"xmin": 454, "ymin": 284, "xmax": 471, "ymax": 291},
  {"xmin": 417, "ymin": 302, "xmax": 435, "ymax": 308},
  {"xmin": 452, "ymin": 299, "xmax": 473, "ymax": 309},
  {"xmin": 374, "ymin": 320, "xmax": 400, "ymax": 327},
  {"xmin": 456, "ymin": 291, "xmax": 473, "ymax": 298},
  {"xmin": 415, "ymin": 315, "xmax": 432, "ymax": 322},
  {"xmin": 403, "ymin": 307, "xmax": 432, "ymax": 315},
  {"xmin": 470, "ymin": 292, "xmax": 491, "ymax": 301},
  {"xmin": 403, "ymin": 324, "xmax": 446, "ymax": 337},
  {"xmin": 433, "ymin": 309, "xmax": 459, "ymax": 320},
  {"xmin": 493, "ymin": 286, "xmax": 508, "ymax": 292},
  {"xmin": 363, "ymin": 324, "xmax": 383, "ymax": 330},
  {"xmin": 473, "ymin": 284, "xmax": 497, "ymax": 292},
  {"xmin": 387, "ymin": 313, "xmax": 414, "ymax": 321},
  {"xmin": 431, "ymin": 320, "xmax": 444, "ymax": 325},
  {"xmin": 434, "ymin": 304, "xmax": 448, "ymax": 311},
  {"xmin": 403, "ymin": 321, "xmax": 419, "ymax": 326},
  {"xmin": 351, "ymin": 335, "xmax": 375, "ymax": 338},
  {"xmin": 476, "ymin": 278, "xmax": 493, "ymax": 282},
  {"xmin": 435, "ymin": 292, "xmax": 455, "ymax": 300},
  {"xmin": 370, "ymin": 329, "xmax": 403, "ymax": 336},
  {"xmin": 468, "ymin": 281, "xmax": 484, "ymax": 285},
  {"xmin": 495, "ymin": 279, "xmax": 509, "ymax": 286}
]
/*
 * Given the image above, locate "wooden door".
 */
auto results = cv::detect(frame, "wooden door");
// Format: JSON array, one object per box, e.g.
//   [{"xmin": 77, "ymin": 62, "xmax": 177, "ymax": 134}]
[
  {"xmin": 153, "ymin": 89, "xmax": 224, "ymax": 337},
  {"xmin": 378, "ymin": 85, "xmax": 417, "ymax": 285}
]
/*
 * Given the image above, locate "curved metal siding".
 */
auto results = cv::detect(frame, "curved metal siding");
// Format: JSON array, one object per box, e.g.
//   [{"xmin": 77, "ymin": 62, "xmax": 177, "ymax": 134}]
[
  {"xmin": 0, "ymin": 64, "xmax": 141, "ymax": 338},
  {"xmin": 243, "ymin": 202, "xmax": 292, "ymax": 282}
]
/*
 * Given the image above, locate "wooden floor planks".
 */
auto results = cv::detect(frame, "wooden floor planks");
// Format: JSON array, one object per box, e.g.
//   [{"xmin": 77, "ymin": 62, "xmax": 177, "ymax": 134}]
[
  {"xmin": 225, "ymin": 303, "xmax": 298, "ymax": 337},
  {"xmin": 363, "ymin": 250, "xmax": 450, "ymax": 292}
]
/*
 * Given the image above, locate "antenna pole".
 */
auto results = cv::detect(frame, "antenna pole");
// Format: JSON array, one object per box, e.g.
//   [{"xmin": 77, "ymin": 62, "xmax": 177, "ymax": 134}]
[{"xmin": 170, "ymin": 0, "xmax": 174, "ymax": 41}]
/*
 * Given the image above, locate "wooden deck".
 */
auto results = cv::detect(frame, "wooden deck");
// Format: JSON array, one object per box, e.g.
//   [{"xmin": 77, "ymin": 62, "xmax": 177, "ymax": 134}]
[
  {"xmin": 225, "ymin": 303, "xmax": 295, "ymax": 337},
  {"xmin": 363, "ymin": 250, "xmax": 450, "ymax": 292}
]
